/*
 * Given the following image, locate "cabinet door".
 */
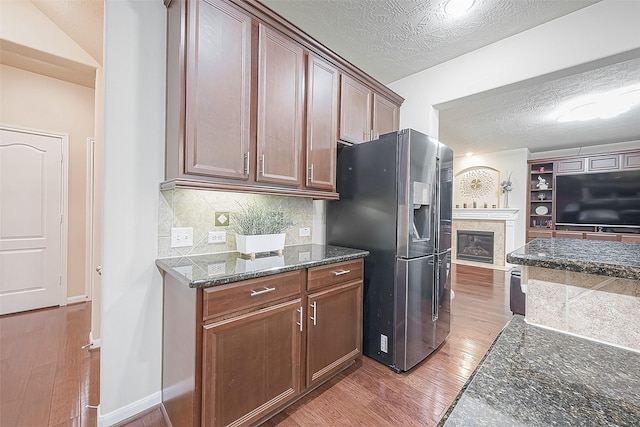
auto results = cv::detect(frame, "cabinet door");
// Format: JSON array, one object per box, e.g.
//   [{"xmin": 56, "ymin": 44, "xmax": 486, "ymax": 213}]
[
  {"xmin": 306, "ymin": 281, "xmax": 362, "ymax": 388},
  {"xmin": 556, "ymin": 158, "xmax": 585, "ymax": 174},
  {"xmin": 185, "ymin": 0, "xmax": 252, "ymax": 180},
  {"xmin": 339, "ymin": 75, "xmax": 372, "ymax": 144},
  {"xmin": 372, "ymin": 93, "xmax": 399, "ymax": 138},
  {"xmin": 306, "ymin": 55, "xmax": 338, "ymax": 191},
  {"xmin": 257, "ymin": 24, "xmax": 304, "ymax": 186},
  {"xmin": 202, "ymin": 299, "xmax": 302, "ymax": 427}
]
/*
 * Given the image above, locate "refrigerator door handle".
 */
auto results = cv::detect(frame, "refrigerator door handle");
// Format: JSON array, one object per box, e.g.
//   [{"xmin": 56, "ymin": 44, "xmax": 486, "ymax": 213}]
[{"xmin": 433, "ymin": 257, "xmax": 440, "ymax": 321}]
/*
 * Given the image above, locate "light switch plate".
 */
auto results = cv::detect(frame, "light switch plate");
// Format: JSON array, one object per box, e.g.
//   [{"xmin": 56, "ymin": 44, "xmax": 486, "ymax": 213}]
[{"xmin": 171, "ymin": 227, "xmax": 193, "ymax": 248}]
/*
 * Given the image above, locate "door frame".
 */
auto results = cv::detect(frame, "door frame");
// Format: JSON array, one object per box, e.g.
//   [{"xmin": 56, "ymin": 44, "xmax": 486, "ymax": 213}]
[
  {"xmin": 0, "ymin": 124, "xmax": 69, "ymax": 308},
  {"xmin": 85, "ymin": 137, "xmax": 95, "ymax": 302}
]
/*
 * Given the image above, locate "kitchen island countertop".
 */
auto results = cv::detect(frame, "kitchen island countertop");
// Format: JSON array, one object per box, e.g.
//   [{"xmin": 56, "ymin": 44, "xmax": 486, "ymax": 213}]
[
  {"xmin": 506, "ymin": 237, "xmax": 640, "ymax": 280},
  {"xmin": 156, "ymin": 244, "xmax": 369, "ymax": 288},
  {"xmin": 439, "ymin": 315, "xmax": 640, "ymax": 426}
]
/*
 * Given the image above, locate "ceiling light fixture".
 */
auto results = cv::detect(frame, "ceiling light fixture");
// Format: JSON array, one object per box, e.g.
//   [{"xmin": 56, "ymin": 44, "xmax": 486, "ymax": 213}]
[
  {"xmin": 556, "ymin": 83, "xmax": 640, "ymax": 122},
  {"xmin": 444, "ymin": 0, "xmax": 476, "ymax": 18},
  {"xmin": 465, "ymin": 152, "xmax": 473, "ymax": 157}
]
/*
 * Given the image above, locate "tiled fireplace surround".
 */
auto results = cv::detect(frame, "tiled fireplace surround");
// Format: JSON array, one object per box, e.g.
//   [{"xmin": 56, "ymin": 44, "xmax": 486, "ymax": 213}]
[{"xmin": 452, "ymin": 208, "xmax": 519, "ymax": 271}]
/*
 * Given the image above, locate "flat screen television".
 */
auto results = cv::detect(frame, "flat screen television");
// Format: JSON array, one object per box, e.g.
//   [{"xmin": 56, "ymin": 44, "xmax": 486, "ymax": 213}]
[{"xmin": 555, "ymin": 170, "xmax": 640, "ymax": 230}]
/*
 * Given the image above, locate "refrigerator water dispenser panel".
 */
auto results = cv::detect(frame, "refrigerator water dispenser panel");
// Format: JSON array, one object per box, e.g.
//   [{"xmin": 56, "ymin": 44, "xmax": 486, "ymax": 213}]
[{"xmin": 412, "ymin": 181, "xmax": 432, "ymax": 241}]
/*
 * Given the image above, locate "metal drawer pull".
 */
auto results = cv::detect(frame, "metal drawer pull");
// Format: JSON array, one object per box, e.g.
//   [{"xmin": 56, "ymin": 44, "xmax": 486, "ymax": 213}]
[
  {"xmin": 250, "ymin": 286, "xmax": 275, "ymax": 296},
  {"xmin": 310, "ymin": 301, "xmax": 317, "ymax": 326},
  {"xmin": 297, "ymin": 307, "xmax": 303, "ymax": 331},
  {"xmin": 332, "ymin": 269, "xmax": 351, "ymax": 276}
]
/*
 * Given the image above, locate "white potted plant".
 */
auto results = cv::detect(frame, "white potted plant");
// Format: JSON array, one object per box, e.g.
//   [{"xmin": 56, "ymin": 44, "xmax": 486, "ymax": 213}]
[{"xmin": 231, "ymin": 201, "xmax": 294, "ymax": 258}]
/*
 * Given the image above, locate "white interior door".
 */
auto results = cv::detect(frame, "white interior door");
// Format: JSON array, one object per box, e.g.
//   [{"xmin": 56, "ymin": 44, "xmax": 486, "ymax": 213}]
[{"xmin": 0, "ymin": 127, "xmax": 64, "ymax": 315}]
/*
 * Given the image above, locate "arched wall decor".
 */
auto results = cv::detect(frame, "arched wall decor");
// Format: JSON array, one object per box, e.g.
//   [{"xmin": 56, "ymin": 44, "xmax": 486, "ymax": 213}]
[{"xmin": 454, "ymin": 166, "xmax": 501, "ymax": 208}]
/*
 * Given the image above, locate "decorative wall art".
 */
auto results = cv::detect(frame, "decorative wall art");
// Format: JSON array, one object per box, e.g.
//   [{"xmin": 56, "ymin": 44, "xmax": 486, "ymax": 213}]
[{"xmin": 454, "ymin": 167, "xmax": 501, "ymax": 208}]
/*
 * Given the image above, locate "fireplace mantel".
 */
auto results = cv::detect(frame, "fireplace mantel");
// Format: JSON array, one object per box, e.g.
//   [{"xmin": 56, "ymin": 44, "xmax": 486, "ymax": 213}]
[
  {"xmin": 453, "ymin": 208, "xmax": 519, "ymax": 221},
  {"xmin": 452, "ymin": 208, "xmax": 519, "ymax": 270}
]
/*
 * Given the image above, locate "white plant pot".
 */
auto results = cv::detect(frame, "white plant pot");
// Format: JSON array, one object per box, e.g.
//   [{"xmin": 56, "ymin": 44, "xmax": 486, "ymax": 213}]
[{"xmin": 235, "ymin": 233, "xmax": 286, "ymax": 257}]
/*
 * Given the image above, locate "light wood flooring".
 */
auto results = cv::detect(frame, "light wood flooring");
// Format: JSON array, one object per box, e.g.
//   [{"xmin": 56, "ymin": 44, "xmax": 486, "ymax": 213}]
[{"xmin": 0, "ymin": 264, "xmax": 512, "ymax": 426}]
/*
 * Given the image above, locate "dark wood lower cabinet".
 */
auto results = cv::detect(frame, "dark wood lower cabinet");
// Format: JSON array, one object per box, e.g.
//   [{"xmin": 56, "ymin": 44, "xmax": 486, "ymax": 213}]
[
  {"xmin": 162, "ymin": 259, "xmax": 364, "ymax": 427},
  {"xmin": 202, "ymin": 299, "xmax": 302, "ymax": 427},
  {"xmin": 306, "ymin": 280, "xmax": 362, "ymax": 388}
]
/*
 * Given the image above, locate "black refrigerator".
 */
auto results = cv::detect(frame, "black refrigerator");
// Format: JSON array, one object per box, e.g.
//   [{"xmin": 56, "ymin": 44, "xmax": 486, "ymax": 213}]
[{"xmin": 327, "ymin": 129, "xmax": 453, "ymax": 372}]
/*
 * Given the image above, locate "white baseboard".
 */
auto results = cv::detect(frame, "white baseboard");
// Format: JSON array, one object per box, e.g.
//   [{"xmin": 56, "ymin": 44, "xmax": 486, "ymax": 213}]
[
  {"xmin": 89, "ymin": 331, "xmax": 101, "ymax": 349},
  {"xmin": 67, "ymin": 295, "xmax": 89, "ymax": 305},
  {"xmin": 98, "ymin": 391, "xmax": 161, "ymax": 427}
]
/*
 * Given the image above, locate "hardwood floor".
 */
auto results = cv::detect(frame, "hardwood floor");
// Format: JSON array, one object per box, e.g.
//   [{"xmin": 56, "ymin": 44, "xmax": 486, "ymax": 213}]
[
  {"xmin": 0, "ymin": 302, "xmax": 99, "ymax": 426},
  {"xmin": 0, "ymin": 264, "xmax": 512, "ymax": 427}
]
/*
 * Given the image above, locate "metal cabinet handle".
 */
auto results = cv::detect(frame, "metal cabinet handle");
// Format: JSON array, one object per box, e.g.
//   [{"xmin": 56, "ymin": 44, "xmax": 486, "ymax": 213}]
[
  {"xmin": 310, "ymin": 301, "xmax": 317, "ymax": 326},
  {"xmin": 308, "ymin": 164, "xmax": 314, "ymax": 182},
  {"xmin": 95, "ymin": 266, "xmax": 102, "ymax": 276},
  {"xmin": 296, "ymin": 306, "xmax": 303, "ymax": 331},
  {"xmin": 261, "ymin": 154, "xmax": 265, "ymax": 176},
  {"xmin": 244, "ymin": 152, "xmax": 250, "ymax": 175},
  {"xmin": 332, "ymin": 269, "xmax": 351, "ymax": 276},
  {"xmin": 250, "ymin": 286, "xmax": 275, "ymax": 296}
]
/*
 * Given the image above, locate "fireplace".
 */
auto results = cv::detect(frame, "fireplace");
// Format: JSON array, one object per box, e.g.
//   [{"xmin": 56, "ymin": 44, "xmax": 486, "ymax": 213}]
[{"xmin": 457, "ymin": 230, "xmax": 494, "ymax": 264}]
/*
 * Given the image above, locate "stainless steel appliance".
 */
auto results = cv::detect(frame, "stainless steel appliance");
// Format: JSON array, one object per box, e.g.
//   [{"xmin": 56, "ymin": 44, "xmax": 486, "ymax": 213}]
[{"xmin": 327, "ymin": 129, "xmax": 453, "ymax": 372}]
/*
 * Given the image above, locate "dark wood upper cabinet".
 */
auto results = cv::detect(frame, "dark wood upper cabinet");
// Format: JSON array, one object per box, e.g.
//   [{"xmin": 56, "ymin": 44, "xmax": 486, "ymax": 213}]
[
  {"xmin": 185, "ymin": 0, "xmax": 252, "ymax": 180},
  {"xmin": 373, "ymin": 92, "xmax": 400, "ymax": 138},
  {"xmin": 164, "ymin": 0, "xmax": 403, "ymax": 199},
  {"xmin": 339, "ymin": 74, "xmax": 372, "ymax": 144},
  {"xmin": 339, "ymin": 75, "xmax": 401, "ymax": 144},
  {"xmin": 306, "ymin": 54, "xmax": 339, "ymax": 191},
  {"xmin": 256, "ymin": 24, "xmax": 304, "ymax": 187}
]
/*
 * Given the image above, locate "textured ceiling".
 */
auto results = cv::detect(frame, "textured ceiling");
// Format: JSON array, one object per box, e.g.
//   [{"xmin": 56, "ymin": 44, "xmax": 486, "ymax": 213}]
[
  {"xmin": 262, "ymin": 0, "xmax": 600, "ymax": 84},
  {"xmin": 438, "ymin": 55, "xmax": 640, "ymax": 154},
  {"xmin": 263, "ymin": 0, "xmax": 640, "ymax": 155}
]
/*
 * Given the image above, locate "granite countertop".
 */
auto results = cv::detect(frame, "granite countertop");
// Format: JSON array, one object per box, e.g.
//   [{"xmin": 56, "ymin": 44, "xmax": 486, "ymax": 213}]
[
  {"xmin": 155, "ymin": 244, "xmax": 369, "ymax": 288},
  {"xmin": 506, "ymin": 237, "xmax": 640, "ymax": 280},
  {"xmin": 439, "ymin": 315, "xmax": 640, "ymax": 426}
]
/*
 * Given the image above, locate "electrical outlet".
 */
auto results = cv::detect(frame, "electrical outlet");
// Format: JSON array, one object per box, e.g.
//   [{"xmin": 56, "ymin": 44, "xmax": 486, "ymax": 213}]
[
  {"xmin": 208, "ymin": 231, "xmax": 226, "ymax": 244},
  {"xmin": 380, "ymin": 334, "xmax": 388, "ymax": 353},
  {"xmin": 299, "ymin": 227, "xmax": 311, "ymax": 237},
  {"xmin": 171, "ymin": 227, "xmax": 193, "ymax": 248},
  {"xmin": 208, "ymin": 262, "xmax": 226, "ymax": 276},
  {"xmin": 298, "ymin": 251, "xmax": 310, "ymax": 261}
]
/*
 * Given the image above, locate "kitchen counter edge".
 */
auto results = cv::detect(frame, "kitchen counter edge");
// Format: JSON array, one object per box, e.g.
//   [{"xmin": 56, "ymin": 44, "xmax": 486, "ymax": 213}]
[
  {"xmin": 506, "ymin": 237, "xmax": 640, "ymax": 280},
  {"xmin": 156, "ymin": 245, "xmax": 370, "ymax": 288}
]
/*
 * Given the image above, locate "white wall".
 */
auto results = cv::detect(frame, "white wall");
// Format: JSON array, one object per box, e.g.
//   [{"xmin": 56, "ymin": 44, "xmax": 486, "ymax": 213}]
[
  {"xmin": 101, "ymin": 0, "xmax": 166, "ymax": 424},
  {"xmin": 454, "ymin": 149, "xmax": 529, "ymax": 252}
]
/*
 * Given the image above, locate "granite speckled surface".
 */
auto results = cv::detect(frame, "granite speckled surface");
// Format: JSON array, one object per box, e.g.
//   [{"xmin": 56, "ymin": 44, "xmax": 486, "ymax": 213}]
[
  {"xmin": 506, "ymin": 237, "xmax": 640, "ymax": 280},
  {"xmin": 440, "ymin": 315, "xmax": 640, "ymax": 426},
  {"xmin": 156, "ymin": 244, "xmax": 368, "ymax": 288}
]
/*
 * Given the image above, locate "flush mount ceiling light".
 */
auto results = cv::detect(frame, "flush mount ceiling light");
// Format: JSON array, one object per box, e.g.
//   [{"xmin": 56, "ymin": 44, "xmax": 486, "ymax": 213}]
[
  {"xmin": 556, "ymin": 83, "xmax": 640, "ymax": 122},
  {"xmin": 465, "ymin": 152, "xmax": 474, "ymax": 157},
  {"xmin": 444, "ymin": 0, "xmax": 476, "ymax": 18}
]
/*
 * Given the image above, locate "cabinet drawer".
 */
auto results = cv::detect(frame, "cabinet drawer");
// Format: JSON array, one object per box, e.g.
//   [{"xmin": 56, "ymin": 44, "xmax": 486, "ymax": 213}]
[
  {"xmin": 203, "ymin": 270, "xmax": 303, "ymax": 320},
  {"xmin": 307, "ymin": 259, "xmax": 363, "ymax": 291}
]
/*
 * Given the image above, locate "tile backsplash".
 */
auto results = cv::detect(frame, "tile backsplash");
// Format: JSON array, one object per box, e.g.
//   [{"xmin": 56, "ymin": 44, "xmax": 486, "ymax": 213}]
[{"xmin": 158, "ymin": 189, "xmax": 314, "ymax": 258}]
